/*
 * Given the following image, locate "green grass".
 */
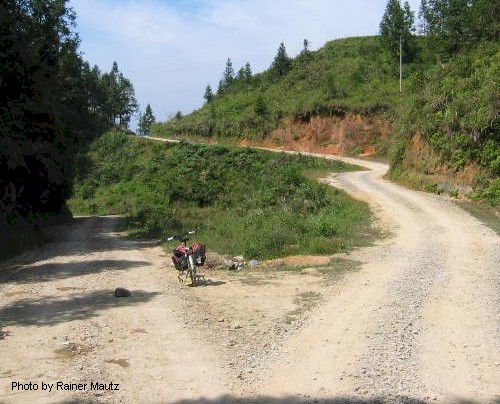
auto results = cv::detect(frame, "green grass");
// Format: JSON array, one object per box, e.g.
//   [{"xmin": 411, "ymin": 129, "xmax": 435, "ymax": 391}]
[
  {"xmin": 153, "ymin": 36, "xmax": 498, "ymax": 208},
  {"xmin": 69, "ymin": 130, "xmax": 375, "ymax": 260},
  {"xmin": 152, "ymin": 36, "xmax": 413, "ymax": 141}
]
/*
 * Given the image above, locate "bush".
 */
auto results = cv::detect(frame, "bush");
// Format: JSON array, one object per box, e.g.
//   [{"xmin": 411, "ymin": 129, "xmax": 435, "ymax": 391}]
[{"xmin": 69, "ymin": 132, "xmax": 373, "ymax": 259}]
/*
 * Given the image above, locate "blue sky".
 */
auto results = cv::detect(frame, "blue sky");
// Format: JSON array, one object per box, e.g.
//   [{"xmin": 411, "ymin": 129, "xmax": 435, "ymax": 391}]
[{"xmin": 70, "ymin": 0, "xmax": 422, "ymax": 130}]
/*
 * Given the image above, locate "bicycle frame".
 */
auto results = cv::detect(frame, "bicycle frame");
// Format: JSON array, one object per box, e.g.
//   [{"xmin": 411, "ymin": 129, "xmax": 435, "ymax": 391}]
[{"xmin": 179, "ymin": 242, "xmax": 197, "ymax": 285}]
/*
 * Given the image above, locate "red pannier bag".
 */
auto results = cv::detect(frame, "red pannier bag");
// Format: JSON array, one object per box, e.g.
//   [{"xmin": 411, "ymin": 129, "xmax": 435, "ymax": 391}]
[
  {"xmin": 171, "ymin": 244, "xmax": 188, "ymax": 271},
  {"xmin": 192, "ymin": 243, "xmax": 206, "ymax": 266}
]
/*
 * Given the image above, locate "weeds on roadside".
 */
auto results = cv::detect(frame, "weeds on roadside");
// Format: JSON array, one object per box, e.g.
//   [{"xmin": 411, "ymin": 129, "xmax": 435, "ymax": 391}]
[{"xmin": 69, "ymin": 131, "xmax": 374, "ymax": 259}]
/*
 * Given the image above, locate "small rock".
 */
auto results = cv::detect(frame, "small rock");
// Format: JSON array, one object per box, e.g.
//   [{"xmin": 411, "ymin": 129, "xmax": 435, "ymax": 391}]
[
  {"xmin": 218, "ymin": 318, "xmax": 225, "ymax": 322},
  {"xmin": 234, "ymin": 324, "xmax": 242, "ymax": 329},
  {"xmin": 248, "ymin": 260, "xmax": 260, "ymax": 267},
  {"xmin": 114, "ymin": 287, "xmax": 131, "ymax": 297}
]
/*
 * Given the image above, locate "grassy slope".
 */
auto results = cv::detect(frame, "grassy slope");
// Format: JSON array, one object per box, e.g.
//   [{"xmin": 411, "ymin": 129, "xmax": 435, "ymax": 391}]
[
  {"xmin": 69, "ymin": 131, "xmax": 375, "ymax": 259},
  {"xmin": 153, "ymin": 35, "xmax": 498, "ymax": 208},
  {"xmin": 152, "ymin": 36, "xmax": 414, "ymax": 140}
]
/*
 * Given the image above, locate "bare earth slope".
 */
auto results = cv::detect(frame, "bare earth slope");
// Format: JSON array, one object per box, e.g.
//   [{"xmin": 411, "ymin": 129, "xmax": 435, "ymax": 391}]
[{"xmin": 1, "ymin": 152, "xmax": 499, "ymax": 404}]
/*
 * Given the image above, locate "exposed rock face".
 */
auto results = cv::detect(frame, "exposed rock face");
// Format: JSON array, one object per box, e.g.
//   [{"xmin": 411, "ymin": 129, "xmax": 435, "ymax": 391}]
[{"xmin": 244, "ymin": 114, "xmax": 390, "ymax": 156}]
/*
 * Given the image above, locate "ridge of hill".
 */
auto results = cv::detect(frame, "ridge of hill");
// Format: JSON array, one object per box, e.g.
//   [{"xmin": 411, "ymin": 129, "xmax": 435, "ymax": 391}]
[{"xmin": 152, "ymin": 36, "xmax": 415, "ymax": 150}]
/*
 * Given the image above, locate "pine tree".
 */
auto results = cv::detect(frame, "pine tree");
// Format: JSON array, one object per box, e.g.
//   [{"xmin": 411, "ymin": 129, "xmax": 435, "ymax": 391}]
[
  {"xmin": 203, "ymin": 84, "xmax": 214, "ymax": 103},
  {"xmin": 271, "ymin": 42, "xmax": 292, "ymax": 77},
  {"xmin": 237, "ymin": 67, "xmax": 245, "ymax": 81},
  {"xmin": 379, "ymin": 0, "xmax": 415, "ymax": 60},
  {"xmin": 101, "ymin": 62, "xmax": 138, "ymax": 128},
  {"xmin": 244, "ymin": 62, "xmax": 252, "ymax": 83},
  {"xmin": 223, "ymin": 58, "xmax": 234, "ymax": 86},
  {"xmin": 217, "ymin": 79, "xmax": 225, "ymax": 95},
  {"xmin": 217, "ymin": 58, "xmax": 235, "ymax": 94},
  {"xmin": 303, "ymin": 39, "xmax": 310, "ymax": 53},
  {"xmin": 298, "ymin": 39, "xmax": 312, "ymax": 62},
  {"xmin": 137, "ymin": 104, "xmax": 155, "ymax": 136}
]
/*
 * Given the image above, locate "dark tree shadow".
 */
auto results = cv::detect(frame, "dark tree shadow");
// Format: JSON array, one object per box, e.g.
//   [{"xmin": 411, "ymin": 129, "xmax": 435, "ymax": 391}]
[
  {"xmin": 48, "ymin": 391, "xmax": 500, "ymax": 404},
  {"xmin": 0, "ymin": 259, "xmax": 151, "ymax": 284},
  {"xmin": 167, "ymin": 396, "xmax": 499, "ymax": 404},
  {"xmin": 0, "ymin": 289, "xmax": 160, "ymax": 327},
  {"xmin": 56, "ymin": 400, "xmax": 102, "ymax": 404},
  {"xmin": 0, "ymin": 216, "xmax": 161, "ymax": 273},
  {"xmin": 195, "ymin": 279, "xmax": 226, "ymax": 287},
  {"xmin": 55, "ymin": 396, "xmax": 500, "ymax": 404}
]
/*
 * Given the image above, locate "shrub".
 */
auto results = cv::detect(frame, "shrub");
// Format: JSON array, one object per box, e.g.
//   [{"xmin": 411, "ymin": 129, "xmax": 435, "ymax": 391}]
[{"xmin": 69, "ymin": 132, "xmax": 373, "ymax": 259}]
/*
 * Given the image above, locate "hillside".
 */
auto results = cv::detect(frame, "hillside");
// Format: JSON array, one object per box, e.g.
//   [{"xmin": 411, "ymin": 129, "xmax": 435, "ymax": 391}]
[
  {"xmin": 388, "ymin": 42, "xmax": 500, "ymax": 207},
  {"xmin": 69, "ymin": 131, "xmax": 374, "ymax": 259},
  {"xmin": 153, "ymin": 34, "xmax": 499, "ymax": 207},
  {"xmin": 152, "ymin": 36, "xmax": 419, "ymax": 153}
]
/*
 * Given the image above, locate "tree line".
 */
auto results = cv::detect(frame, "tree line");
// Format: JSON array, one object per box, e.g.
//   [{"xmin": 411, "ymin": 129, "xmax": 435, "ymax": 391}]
[
  {"xmin": 202, "ymin": 40, "xmax": 309, "ymax": 107},
  {"xmin": 380, "ymin": 0, "xmax": 500, "ymax": 61},
  {"xmin": 0, "ymin": 0, "xmax": 138, "ymax": 256}
]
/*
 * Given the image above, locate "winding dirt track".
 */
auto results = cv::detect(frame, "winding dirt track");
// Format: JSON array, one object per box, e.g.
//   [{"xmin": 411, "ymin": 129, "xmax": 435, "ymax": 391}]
[
  {"xmin": 1, "ymin": 150, "xmax": 499, "ymax": 404},
  {"xmin": 255, "ymin": 156, "xmax": 500, "ymax": 402}
]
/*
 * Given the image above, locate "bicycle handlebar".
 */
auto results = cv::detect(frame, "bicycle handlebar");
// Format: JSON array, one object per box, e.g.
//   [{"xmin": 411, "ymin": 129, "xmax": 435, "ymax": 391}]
[{"xmin": 167, "ymin": 230, "xmax": 195, "ymax": 242}]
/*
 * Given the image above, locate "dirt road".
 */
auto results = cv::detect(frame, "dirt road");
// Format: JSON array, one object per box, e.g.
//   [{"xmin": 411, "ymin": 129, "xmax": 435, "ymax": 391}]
[
  {"xmin": 1, "ymin": 154, "xmax": 499, "ymax": 403},
  {"xmin": 0, "ymin": 217, "xmax": 229, "ymax": 403},
  {"xmin": 251, "ymin": 156, "xmax": 500, "ymax": 403}
]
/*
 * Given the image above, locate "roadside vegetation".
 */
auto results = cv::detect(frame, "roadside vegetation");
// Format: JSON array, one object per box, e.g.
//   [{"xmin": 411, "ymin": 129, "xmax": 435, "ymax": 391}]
[
  {"xmin": 387, "ymin": 1, "xmax": 499, "ymax": 208},
  {"xmin": 388, "ymin": 42, "xmax": 500, "ymax": 206},
  {"xmin": 0, "ymin": 1, "xmax": 139, "ymax": 260},
  {"xmin": 152, "ymin": 0, "xmax": 499, "ymax": 209},
  {"xmin": 69, "ymin": 131, "xmax": 374, "ymax": 259}
]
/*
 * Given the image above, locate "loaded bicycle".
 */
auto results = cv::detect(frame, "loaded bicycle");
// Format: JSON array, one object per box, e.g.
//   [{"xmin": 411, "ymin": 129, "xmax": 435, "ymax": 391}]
[{"xmin": 168, "ymin": 231, "xmax": 206, "ymax": 286}]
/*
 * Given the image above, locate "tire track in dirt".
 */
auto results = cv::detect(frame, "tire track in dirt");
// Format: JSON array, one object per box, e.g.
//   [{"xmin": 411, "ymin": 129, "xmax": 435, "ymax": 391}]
[{"xmin": 0, "ymin": 216, "xmax": 228, "ymax": 404}]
